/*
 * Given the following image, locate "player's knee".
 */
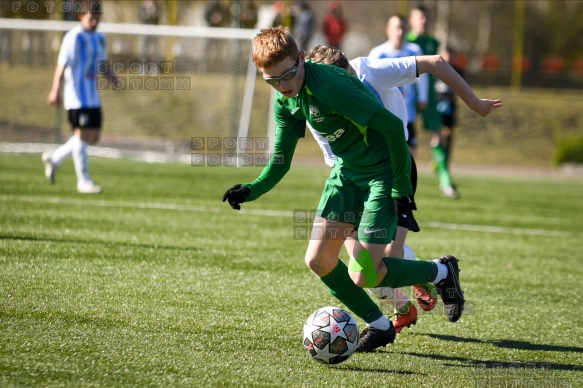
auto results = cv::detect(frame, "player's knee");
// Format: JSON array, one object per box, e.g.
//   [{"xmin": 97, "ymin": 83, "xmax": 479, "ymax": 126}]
[
  {"xmin": 87, "ymin": 132, "xmax": 100, "ymax": 144},
  {"xmin": 305, "ymin": 254, "xmax": 334, "ymax": 277},
  {"xmin": 348, "ymin": 271, "xmax": 366, "ymax": 288},
  {"xmin": 79, "ymin": 129, "xmax": 100, "ymax": 144}
]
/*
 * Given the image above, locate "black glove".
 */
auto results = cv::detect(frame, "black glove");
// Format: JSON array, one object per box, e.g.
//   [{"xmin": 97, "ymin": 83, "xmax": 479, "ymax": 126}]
[
  {"xmin": 222, "ymin": 184, "xmax": 250, "ymax": 210},
  {"xmin": 394, "ymin": 195, "xmax": 420, "ymax": 232}
]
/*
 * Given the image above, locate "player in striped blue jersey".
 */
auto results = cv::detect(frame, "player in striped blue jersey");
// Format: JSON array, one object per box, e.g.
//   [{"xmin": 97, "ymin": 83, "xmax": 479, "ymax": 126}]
[{"xmin": 44, "ymin": 1, "xmax": 113, "ymax": 194}]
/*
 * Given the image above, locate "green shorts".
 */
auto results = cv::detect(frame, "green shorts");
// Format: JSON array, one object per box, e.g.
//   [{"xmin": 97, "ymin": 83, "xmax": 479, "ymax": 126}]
[
  {"xmin": 421, "ymin": 99, "xmax": 443, "ymax": 132},
  {"xmin": 315, "ymin": 165, "xmax": 397, "ymax": 244}
]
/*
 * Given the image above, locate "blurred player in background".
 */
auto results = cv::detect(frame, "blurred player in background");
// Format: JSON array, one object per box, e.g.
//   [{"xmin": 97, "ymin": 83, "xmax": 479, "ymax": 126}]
[
  {"xmin": 305, "ymin": 45, "xmax": 502, "ymax": 333},
  {"xmin": 368, "ymin": 14, "xmax": 428, "ymax": 158},
  {"xmin": 323, "ymin": 0, "xmax": 347, "ymax": 49},
  {"xmin": 406, "ymin": 5, "xmax": 459, "ymax": 199},
  {"xmin": 44, "ymin": 0, "xmax": 114, "ymax": 193}
]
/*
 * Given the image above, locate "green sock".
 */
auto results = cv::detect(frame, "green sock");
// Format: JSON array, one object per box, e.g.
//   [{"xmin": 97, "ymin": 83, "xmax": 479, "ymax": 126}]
[
  {"xmin": 432, "ymin": 144, "xmax": 453, "ymax": 188},
  {"xmin": 320, "ymin": 260, "xmax": 383, "ymax": 323},
  {"xmin": 379, "ymin": 257, "xmax": 437, "ymax": 288}
]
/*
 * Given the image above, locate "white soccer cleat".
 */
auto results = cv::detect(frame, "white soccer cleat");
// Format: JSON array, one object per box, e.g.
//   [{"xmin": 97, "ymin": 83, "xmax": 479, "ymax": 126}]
[
  {"xmin": 42, "ymin": 152, "xmax": 56, "ymax": 184},
  {"xmin": 440, "ymin": 185, "xmax": 460, "ymax": 199},
  {"xmin": 77, "ymin": 181, "xmax": 103, "ymax": 194}
]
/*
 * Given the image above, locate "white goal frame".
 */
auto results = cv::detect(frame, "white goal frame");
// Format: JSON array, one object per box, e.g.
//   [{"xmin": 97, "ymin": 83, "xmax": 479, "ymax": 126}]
[{"xmin": 0, "ymin": 18, "xmax": 260, "ymax": 162}]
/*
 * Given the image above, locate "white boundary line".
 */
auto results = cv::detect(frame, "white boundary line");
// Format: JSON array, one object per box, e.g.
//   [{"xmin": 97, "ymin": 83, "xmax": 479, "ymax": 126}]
[
  {"xmin": 424, "ymin": 221, "xmax": 569, "ymax": 237},
  {"xmin": 0, "ymin": 195, "xmax": 290, "ymax": 218},
  {"xmin": 0, "ymin": 143, "xmax": 191, "ymax": 164},
  {"xmin": 0, "ymin": 195, "xmax": 573, "ymax": 238}
]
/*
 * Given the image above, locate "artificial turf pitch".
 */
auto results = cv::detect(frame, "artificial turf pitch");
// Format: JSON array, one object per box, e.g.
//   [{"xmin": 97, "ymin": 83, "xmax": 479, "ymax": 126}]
[{"xmin": 1, "ymin": 153, "xmax": 582, "ymax": 387}]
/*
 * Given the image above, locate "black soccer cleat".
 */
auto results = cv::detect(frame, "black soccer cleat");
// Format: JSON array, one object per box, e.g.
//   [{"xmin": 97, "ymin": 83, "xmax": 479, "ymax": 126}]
[
  {"xmin": 355, "ymin": 322, "xmax": 396, "ymax": 353},
  {"xmin": 434, "ymin": 255, "xmax": 465, "ymax": 322}
]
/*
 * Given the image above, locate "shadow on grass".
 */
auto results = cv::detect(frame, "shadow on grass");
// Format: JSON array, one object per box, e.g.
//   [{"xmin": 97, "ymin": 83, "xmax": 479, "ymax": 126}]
[
  {"xmin": 0, "ymin": 233, "xmax": 200, "ymax": 253},
  {"xmin": 399, "ymin": 333, "xmax": 583, "ymax": 372},
  {"xmin": 335, "ymin": 364, "xmax": 421, "ymax": 375},
  {"xmin": 424, "ymin": 333, "xmax": 583, "ymax": 354},
  {"xmin": 400, "ymin": 350, "xmax": 582, "ymax": 372}
]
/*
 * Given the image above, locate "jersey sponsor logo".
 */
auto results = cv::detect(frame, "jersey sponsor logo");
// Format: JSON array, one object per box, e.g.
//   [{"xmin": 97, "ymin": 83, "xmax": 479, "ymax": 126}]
[
  {"xmin": 309, "ymin": 105, "xmax": 325, "ymax": 123},
  {"xmin": 290, "ymin": 107, "xmax": 300, "ymax": 114},
  {"xmin": 318, "ymin": 128, "xmax": 345, "ymax": 142}
]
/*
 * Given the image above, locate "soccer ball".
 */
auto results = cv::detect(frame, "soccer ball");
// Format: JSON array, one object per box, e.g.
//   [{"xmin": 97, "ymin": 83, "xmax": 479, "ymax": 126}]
[{"xmin": 302, "ymin": 306, "xmax": 359, "ymax": 364}]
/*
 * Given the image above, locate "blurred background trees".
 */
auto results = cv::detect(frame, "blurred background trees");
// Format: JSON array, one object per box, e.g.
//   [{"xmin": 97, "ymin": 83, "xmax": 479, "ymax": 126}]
[{"xmin": 2, "ymin": 0, "xmax": 582, "ymax": 88}]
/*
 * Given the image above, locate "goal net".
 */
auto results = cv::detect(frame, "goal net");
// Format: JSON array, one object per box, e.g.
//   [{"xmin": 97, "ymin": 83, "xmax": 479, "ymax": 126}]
[{"xmin": 0, "ymin": 18, "xmax": 271, "ymax": 163}]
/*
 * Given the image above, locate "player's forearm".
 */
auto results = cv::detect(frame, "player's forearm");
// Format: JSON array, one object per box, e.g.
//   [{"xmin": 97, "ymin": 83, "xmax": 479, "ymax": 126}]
[
  {"xmin": 417, "ymin": 55, "xmax": 481, "ymax": 110},
  {"xmin": 48, "ymin": 64, "xmax": 65, "ymax": 105},
  {"xmin": 243, "ymin": 159, "xmax": 290, "ymax": 202},
  {"xmin": 242, "ymin": 139, "xmax": 298, "ymax": 202},
  {"xmin": 50, "ymin": 64, "xmax": 65, "ymax": 93}
]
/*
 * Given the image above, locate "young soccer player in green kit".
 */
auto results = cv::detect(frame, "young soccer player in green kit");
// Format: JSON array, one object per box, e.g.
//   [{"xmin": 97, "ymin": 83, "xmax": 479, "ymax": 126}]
[
  {"xmin": 406, "ymin": 5, "xmax": 458, "ymax": 199},
  {"xmin": 222, "ymin": 27, "xmax": 469, "ymax": 352}
]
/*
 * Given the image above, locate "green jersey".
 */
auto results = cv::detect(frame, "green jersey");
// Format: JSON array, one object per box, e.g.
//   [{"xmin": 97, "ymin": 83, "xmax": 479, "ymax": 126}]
[
  {"xmin": 406, "ymin": 32, "xmax": 442, "ymax": 131},
  {"xmin": 244, "ymin": 61, "xmax": 412, "ymax": 202},
  {"xmin": 406, "ymin": 32, "xmax": 439, "ymax": 56}
]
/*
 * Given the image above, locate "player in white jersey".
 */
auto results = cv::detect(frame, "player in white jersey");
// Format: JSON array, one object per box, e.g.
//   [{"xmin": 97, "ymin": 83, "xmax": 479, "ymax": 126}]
[
  {"xmin": 305, "ymin": 45, "xmax": 502, "ymax": 333},
  {"xmin": 308, "ymin": 55, "xmax": 418, "ymax": 168},
  {"xmin": 369, "ymin": 14, "xmax": 429, "ymax": 156},
  {"xmin": 43, "ymin": 1, "xmax": 113, "ymax": 194}
]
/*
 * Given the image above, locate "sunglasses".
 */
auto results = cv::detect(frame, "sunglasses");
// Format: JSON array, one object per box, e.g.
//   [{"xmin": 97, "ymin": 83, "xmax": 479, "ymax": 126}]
[{"xmin": 263, "ymin": 57, "xmax": 300, "ymax": 86}]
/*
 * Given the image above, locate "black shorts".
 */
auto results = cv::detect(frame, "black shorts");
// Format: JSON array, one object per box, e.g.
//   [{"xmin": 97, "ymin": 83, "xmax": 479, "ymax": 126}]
[
  {"xmin": 397, "ymin": 153, "xmax": 420, "ymax": 232},
  {"xmin": 410, "ymin": 154, "xmax": 418, "ymax": 195},
  {"xmin": 68, "ymin": 108, "xmax": 102, "ymax": 130},
  {"xmin": 441, "ymin": 114, "xmax": 455, "ymax": 128},
  {"xmin": 406, "ymin": 122, "xmax": 417, "ymax": 148}
]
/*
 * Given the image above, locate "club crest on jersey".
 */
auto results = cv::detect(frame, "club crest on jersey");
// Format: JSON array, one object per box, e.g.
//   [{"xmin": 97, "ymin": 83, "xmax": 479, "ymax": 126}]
[{"xmin": 309, "ymin": 105, "xmax": 324, "ymax": 123}]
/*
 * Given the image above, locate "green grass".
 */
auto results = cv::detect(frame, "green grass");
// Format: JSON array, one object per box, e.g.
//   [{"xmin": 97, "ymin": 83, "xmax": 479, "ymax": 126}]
[{"xmin": 1, "ymin": 153, "xmax": 583, "ymax": 387}]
